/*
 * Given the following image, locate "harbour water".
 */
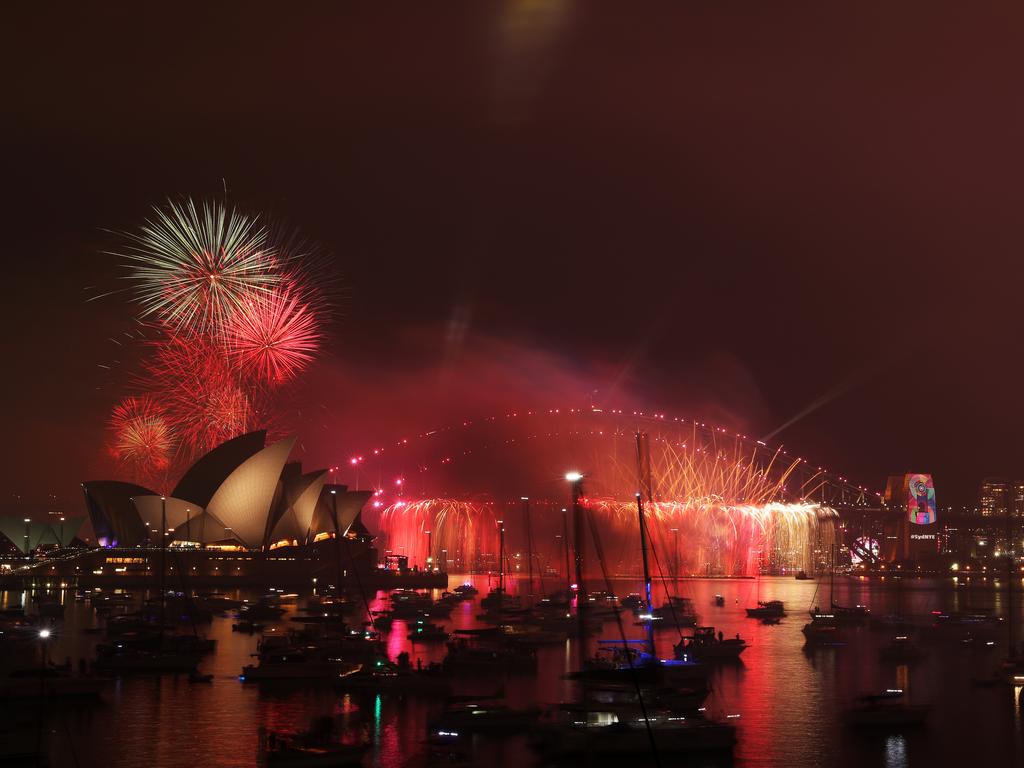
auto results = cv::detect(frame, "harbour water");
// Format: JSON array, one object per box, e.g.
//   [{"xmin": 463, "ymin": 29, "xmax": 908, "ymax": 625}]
[{"xmin": 26, "ymin": 575, "xmax": 1024, "ymax": 767}]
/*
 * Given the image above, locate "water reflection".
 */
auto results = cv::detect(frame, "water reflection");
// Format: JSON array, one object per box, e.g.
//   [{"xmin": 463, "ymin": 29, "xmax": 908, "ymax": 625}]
[
  {"xmin": 31, "ymin": 575, "xmax": 1024, "ymax": 767},
  {"xmin": 885, "ymin": 734, "xmax": 907, "ymax": 768}
]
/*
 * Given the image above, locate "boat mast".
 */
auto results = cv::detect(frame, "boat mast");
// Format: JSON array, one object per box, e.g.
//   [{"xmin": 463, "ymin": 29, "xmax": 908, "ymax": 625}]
[
  {"xmin": 635, "ymin": 432, "xmax": 655, "ymax": 658},
  {"xmin": 498, "ymin": 519, "xmax": 505, "ymax": 593},
  {"xmin": 562, "ymin": 508, "xmax": 572, "ymax": 591},
  {"xmin": 1008, "ymin": 496, "xmax": 1016, "ymax": 660},
  {"xmin": 636, "ymin": 492, "xmax": 655, "ymax": 658},
  {"xmin": 830, "ymin": 532, "xmax": 836, "ymax": 610},
  {"xmin": 331, "ymin": 490, "xmax": 344, "ymax": 596},
  {"xmin": 569, "ymin": 474, "xmax": 587, "ymax": 650},
  {"xmin": 522, "ymin": 497, "xmax": 534, "ymax": 597},
  {"xmin": 159, "ymin": 495, "xmax": 167, "ymax": 636}
]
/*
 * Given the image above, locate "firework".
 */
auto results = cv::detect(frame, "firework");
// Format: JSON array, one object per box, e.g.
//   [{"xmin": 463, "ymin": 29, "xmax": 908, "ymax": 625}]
[
  {"xmin": 226, "ymin": 284, "xmax": 322, "ymax": 383},
  {"xmin": 379, "ymin": 499, "xmax": 499, "ymax": 572},
  {"xmin": 114, "ymin": 198, "xmax": 284, "ymax": 338},
  {"xmin": 107, "ymin": 396, "xmax": 175, "ymax": 487},
  {"xmin": 142, "ymin": 333, "xmax": 258, "ymax": 454}
]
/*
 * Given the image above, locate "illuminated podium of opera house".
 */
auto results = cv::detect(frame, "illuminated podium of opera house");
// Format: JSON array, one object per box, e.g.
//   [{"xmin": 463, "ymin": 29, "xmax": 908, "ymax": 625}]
[{"xmin": 41, "ymin": 431, "xmax": 443, "ymax": 588}]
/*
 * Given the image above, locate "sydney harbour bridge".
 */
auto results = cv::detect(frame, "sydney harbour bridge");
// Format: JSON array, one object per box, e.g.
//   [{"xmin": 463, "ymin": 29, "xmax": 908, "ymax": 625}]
[{"xmin": 337, "ymin": 406, "xmax": 895, "ymax": 576}]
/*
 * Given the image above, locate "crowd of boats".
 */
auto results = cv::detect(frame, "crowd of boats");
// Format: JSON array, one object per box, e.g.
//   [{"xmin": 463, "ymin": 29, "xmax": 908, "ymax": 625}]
[{"xmin": 10, "ymin": 571, "xmax": 1023, "ymax": 766}]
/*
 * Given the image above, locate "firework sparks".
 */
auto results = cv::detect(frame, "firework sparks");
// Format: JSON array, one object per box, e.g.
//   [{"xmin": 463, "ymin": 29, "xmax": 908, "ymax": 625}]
[
  {"xmin": 107, "ymin": 396, "xmax": 175, "ymax": 487},
  {"xmin": 143, "ymin": 333, "xmax": 257, "ymax": 454},
  {"xmin": 226, "ymin": 285, "xmax": 322, "ymax": 382},
  {"xmin": 379, "ymin": 498, "xmax": 499, "ymax": 571},
  {"xmin": 114, "ymin": 198, "xmax": 284, "ymax": 338}
]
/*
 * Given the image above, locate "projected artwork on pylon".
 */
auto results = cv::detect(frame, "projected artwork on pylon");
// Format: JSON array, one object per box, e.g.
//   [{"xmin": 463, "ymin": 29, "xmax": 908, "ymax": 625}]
[{"xmin": 907, "ymin": 473, "xmax": 936, "ymax": 525}]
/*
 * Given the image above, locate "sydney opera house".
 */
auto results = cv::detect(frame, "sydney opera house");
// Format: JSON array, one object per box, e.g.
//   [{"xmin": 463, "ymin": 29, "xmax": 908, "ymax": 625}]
[{"xmin": 21, "ymin": 431, "xmax": 443, "ymax": 588}]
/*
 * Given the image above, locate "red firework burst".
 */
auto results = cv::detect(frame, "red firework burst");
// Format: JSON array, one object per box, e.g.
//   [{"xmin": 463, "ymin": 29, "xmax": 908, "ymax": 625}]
[
  {"xmin": 145, "ymin": 333, "xmax": 257, "ymax": 455},
  {"xmin": 226, "ymin": 285, "xmax": 322, "ymax": 383},
  {"xmin": 108, "ymin": 396, "xmax": 175, "ymax": 485}
]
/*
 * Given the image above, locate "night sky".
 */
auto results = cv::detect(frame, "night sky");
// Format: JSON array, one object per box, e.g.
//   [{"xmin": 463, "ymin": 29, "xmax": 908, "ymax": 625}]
[{"xmin": 5, "ymin": 3, "xmax": 1023, "ymax": 512}]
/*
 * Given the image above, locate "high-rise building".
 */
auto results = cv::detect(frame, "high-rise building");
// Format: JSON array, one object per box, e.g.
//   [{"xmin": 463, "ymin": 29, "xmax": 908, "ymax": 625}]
[{"xmin": 979, "ymin": 477, "xmax": 1010, "ymax": 517}]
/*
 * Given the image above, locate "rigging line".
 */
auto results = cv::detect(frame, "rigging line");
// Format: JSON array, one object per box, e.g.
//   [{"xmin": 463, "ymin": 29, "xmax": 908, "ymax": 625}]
[
  {"xmin": 585, "ymin": 500, "xmax": 661, "ymax": 768},
  {"xmin": 645, "ymin": 518, "xmax": 687, "ymax": 642},
  {"xmin": 341, "ymin": 534, "xmax": 377, "ymax": 633}
]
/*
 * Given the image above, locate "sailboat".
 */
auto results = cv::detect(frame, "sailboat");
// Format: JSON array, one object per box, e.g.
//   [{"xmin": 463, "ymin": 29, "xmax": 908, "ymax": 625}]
[
  {"xmin": 573, "ymin": 437, "xmax": 709, "ymax": 686},
  {"xmin": 809, "ymin": 542, "xmax": 869, "ymax": 623},
  {"xmin": 95, "ymin": 498, "xmax": 208, "ymax": 673},
  {"xmin": 535, "ymin": 449, "xmax": 735, "ymax": 759}
]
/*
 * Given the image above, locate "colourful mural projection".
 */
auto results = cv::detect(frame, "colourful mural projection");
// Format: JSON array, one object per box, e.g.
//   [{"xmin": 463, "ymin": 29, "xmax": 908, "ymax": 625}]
[{"xmin": 907, "ymin": 473, "xmax": 936, "ymax": 524}]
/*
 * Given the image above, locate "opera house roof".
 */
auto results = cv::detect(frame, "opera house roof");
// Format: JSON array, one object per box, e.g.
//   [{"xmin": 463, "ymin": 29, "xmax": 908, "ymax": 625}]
[{"xmin": 81, "ymin": 432, "xmax": 370, "ymax": 550}]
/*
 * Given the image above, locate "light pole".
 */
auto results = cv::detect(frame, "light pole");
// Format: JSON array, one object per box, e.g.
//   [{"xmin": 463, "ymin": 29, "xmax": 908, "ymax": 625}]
[
  {"xmin": 497, "ymin": 520, "xmax": 505, "ymax": 592},
  {"xmin": 159, "ymin": 496, "xmax": 167, "ymax": 632},
  {"xmin": 565, "ymin": 472, "xmax": 587, "ymax": 659},
  {"xmin": 36, "ymin": 627, "xmax": 51, "ymax": 765},
  {"xmin": 23, "ymin": 518, "xmax": 30, "ymax": 559}
]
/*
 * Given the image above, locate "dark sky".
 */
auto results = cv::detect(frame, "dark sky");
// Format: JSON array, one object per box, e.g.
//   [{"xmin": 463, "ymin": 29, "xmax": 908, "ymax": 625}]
[{"xmin": 4, "ymin": 2, "xmax": 1023, "ymax": 513}]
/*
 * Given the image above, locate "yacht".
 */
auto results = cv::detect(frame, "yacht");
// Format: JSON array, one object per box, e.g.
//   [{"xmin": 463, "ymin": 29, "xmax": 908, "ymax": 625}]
[
  {"xmin": 533, "ymin": 704, "xmax": 735, "ymax": 757},
  {"xmin": 675, "ymin": 627, "xmax": 747, "ymax": 661},
  {"xmin": 241, "ymin": 647, "xmax": 359, "ymax": 682},
  {"xmin": 746, "ymin": 600, "xmax": 785, "ymax": 619}
]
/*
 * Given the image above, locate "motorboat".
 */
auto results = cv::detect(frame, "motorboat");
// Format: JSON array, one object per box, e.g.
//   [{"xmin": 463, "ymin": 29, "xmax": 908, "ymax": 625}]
[
  {"xmin": 802, "ymin": 614, "xmax": 844, "ymax": 646},
  {"xmin": 532, "ymin": 704, "xmax": 735, "ymax": 757},
  {"xmin": 570, "ymin": 642, "xmax": 708, "ymax": 686},
  {"xmin": 845, "ymin": 689, "xmax": 929, "ymax": 726},
  {"xmin": 407, "ymin": 620, "xmax": 449, "ymax": 642},
  {"xmin": 812, "ymin": 603, "xmax": 869, "ymax": 624},
  {"xmin": 879, "ymin": 635, "xmax": 925, "ymax": 663},
  {"xmin": 241, "ymin": 647, "xmax": 360, "ymax": 682},
  {"xmin": 746, "ymin": 600, "xmax": 785, "ymax": 619},
  {"xmin": 258, "ymin": 721, "xmax": 367, "ymax": 766},
  {"xmin": 675, "ymin": 627, "xmax": 747, "ymax": 661},
  {"xmin": 480, "ymin": 588, "xmax": 521, "ymax": 612},
  {"xmin": 336, "ymin": 657, "xmax": 451, "ymax": 695},
  {"xmin": 620, "ymin": 593, "xmax": 644, "ymax": 612},
  {"xmin": 646, "ymin": 596, "xmax": 698, "ymax": 627},
  {"xmin": 432, "ymin": 702, "xmax": 541, "ymax": 735},
  {"xmin": 443, "ymin": 636, "xmax": 537, "ymax": 674},
  {"xmin": 713, "ymin": 594, "xmax": 726, "ymax": 607},
  {"xmin": 452, "ymin": 584, "xmax": 479, "ymax": 598},
  {"xmin": 238, "ymin": 600, "xmax": 287, "ymax": 622}
]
